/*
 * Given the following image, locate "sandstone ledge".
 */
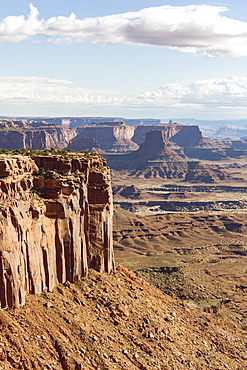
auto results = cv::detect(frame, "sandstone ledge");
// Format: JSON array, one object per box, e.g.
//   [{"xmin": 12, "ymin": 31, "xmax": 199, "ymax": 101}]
[{"xmin": 0, "ymin": 153, "xmax": 114, "ymax": 308}]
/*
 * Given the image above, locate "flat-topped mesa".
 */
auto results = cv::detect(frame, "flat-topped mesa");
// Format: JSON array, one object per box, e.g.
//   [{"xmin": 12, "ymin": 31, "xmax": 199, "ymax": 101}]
[{"xmin": 0, "ymin": 153, "xmax": 114, "ymax": 309}]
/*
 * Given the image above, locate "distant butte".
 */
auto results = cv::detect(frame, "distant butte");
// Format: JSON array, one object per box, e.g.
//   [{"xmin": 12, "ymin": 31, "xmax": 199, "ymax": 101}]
[{"xmin": 105, "ymin": 130, "xmax": 233, "ymax": 183}]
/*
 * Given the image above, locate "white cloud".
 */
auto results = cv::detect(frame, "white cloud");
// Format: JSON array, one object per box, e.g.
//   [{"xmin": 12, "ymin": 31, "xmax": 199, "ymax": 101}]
[
  {"xmin": 0, "ymin": 4, "xmax": 41, "ymax": 42},
  {"xmin": 0, "ymin": 76, "xmax": 119, "ymax": 105},
  {"xmin": 134, "ymin": 76, "xmax": 247, "ymax": 107},
  {"xmin": 1, "ymin": 4, "xmax": 247, "ymax": 57},
  {"xmin": 2, "ymin": 75, "xmax": 247, "ymax": 118}
]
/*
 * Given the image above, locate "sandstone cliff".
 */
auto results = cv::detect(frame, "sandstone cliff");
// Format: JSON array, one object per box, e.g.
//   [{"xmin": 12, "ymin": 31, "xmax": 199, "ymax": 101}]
[
  {"xmin": 0, "ymin": 119, "xmax": 203, "ymax": 154},
  {"xmin": 5, "ymin": 119, "xmax": 247, "ymax": 161},
  {"xmin": 0, "ymin": 153, "xmax": 114, "ymax": 309},
  {"xmin": 0, "ymin": 119, "xmax": 77, "ymax": 150},
  {"xmin": 105, "ymin": 130, "xmax": 183, "ymax": 171},
  {"xmin": 0, "ymin": 127, "xmax": 77, "ymax": 150},
  {"xmin": 132, "ymin": 124, "xmax": 202, "ymax": 147},
  {"xmin": 76, "ymin": 123, "xmax": 139, "ymax": 152},
  {"xmin": 77, "ymin": 123, "xmax": 202, "ymax": 152}
]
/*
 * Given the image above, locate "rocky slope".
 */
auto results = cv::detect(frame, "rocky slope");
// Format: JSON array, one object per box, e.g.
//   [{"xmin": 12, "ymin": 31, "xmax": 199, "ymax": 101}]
[
  {"xmin": 113, "ymin": 206, "xmax": 247, "ymax": 328},
  {"xmin": 0, "ymin": 264, "xmax": 246, "ymax": 370},
  {"xmin": 0, "ymin": 153, "xmax": 114, "ymax": 309}
]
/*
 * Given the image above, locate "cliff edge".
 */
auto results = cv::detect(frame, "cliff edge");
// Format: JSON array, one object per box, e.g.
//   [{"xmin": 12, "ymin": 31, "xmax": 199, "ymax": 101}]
[{"xmin": 0, "ymin": 153, "xmax": 114, "ymax": 309}]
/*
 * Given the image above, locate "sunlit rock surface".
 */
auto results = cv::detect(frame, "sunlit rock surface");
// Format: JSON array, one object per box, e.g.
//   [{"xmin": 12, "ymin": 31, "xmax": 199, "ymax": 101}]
[{"xmin": 0, "ymin": 153, "xmax": 114, "ymax": 308}]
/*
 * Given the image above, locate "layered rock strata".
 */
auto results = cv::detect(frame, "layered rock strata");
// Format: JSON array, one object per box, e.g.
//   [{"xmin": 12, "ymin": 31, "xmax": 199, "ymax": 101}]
[
  {"xmin": 0, "ymin": 154, "xmax": 114, "ymax": 309},
  {"xmin": 0, "ymin": 127, "xmax": 77, "ymax": 150},
  {"xmin": 0, "ymin": 120, "xmax": 203, "ymax": 153},
  {"xmin": 105, "ymin": 131, "xmax": 232, "ymax": 182},
  {"xmin": 76, "ymin": 124, "xmax": 139, "ymax": 152},
  {"xmin": 105, "ymin": 130, "xmax": 183, "ymax": 171},
  {"xmin": 77, "ymin": 123, "xmax": 202, "ymax": 152},
  {"xmin": 132, "ymin": 124, "xmax": 202, "ymax": 147}
]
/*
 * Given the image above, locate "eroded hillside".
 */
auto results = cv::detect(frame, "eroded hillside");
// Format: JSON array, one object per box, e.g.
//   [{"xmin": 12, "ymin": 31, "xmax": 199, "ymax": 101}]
[{"xmin": 0, "ymin": 264, "xmax": 246, "ymax": 370}]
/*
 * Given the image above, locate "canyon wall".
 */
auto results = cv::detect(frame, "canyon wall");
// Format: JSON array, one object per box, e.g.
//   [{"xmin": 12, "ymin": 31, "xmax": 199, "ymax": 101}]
[
  {"xmin": 76, "ymin": 124, "xmax": 139, "ymax": 152},
  {"xmin": 0, "ymin": 127, "xmax": 77, "ymax": 150},
  {"xmin": 131, "ymin": 124, "xmax": 183, "ymax": 146},
  {"xmin": 0, "ymin": 154, "xmax": 114, "ymax": 309},
  {"xmin": 0, "ymin": 120, "xmax": 202, "ymax": 153},
  {"xmin": 74, "ymin": 123, "xmax": 202, "ymax": 152}
]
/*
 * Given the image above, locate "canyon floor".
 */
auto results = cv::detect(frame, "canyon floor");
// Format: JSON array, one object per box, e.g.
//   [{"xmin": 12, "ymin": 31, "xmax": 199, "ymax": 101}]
[{"xmin": 113, "ymin": 157, "xmax": 247, "ymax": 335}]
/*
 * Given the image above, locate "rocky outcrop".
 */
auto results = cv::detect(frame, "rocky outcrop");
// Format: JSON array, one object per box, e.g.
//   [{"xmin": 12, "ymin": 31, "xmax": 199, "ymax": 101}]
[
  {"xmin": 170, "ymin": 125, "xmax": 202, "ymax": 148},
  {"xmin": 0, "ymin": 153, "xmax": 114, "ymax": 309},
  {"xmin": 105, "ymin": 131, "xmax": 233, "ymax": 182},
  {"xmin": 113, "ymin": 185, "xmax": 142, "ymax": 199},
  {"xmin": 138, "ymin": 130, "xmax": 181, "ymax": 158},
  {"xmin": 185, "ymin": 138, "xmax": 247, "ymax": 161}
]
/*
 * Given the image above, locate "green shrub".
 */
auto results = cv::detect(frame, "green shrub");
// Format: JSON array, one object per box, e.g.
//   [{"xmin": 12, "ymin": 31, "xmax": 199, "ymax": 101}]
[
  {"xmin": 38, "ymin": 167, "xmax": 45, "ymax": 176},
  {"xmin": 30, "ymin": 189, "xmax": 42, "ymax": 196}
]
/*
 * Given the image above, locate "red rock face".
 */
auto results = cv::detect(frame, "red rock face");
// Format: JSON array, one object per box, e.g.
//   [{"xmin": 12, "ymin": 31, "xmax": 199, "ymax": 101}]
[
  {"xmin": 76, "ymin": 125, "xmax": 139, "ymax": 152},
  {"xmin": 76, "ymin": 123, "xmax": 202, "ymax": 152},
  {"xmin": 0, "ymin": 127, "xmax": 77, "ymax": 150},
  {"xmin": 132, "ymin": 124, "xmax": 202, "ymax": 147},
  {"xmin": 105, "ymin": 130, "xmax": 183, "ymax": 171},
  {"xmin": 0, "ymin": 120, "xmax": 203, "ymax": 153},
  {"xmin": 0, "ymin": 154, "xmax": 114, "ymax": 309}
]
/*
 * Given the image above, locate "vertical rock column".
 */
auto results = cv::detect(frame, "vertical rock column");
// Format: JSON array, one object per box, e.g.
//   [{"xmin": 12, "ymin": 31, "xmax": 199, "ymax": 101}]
[{"xmin": 87, "ymin": 169, "xmax": 114, "ymax": 273}]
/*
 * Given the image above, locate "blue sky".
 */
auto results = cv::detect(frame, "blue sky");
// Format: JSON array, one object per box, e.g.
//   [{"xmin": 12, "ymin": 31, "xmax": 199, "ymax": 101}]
[{"xmin": 1, "ymin": 1, "xmax": 247, "ymax": 120}]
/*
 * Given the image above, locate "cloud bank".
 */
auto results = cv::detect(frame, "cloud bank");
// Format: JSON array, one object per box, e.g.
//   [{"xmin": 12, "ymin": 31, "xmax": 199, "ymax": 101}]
[
  {"xmin": 134, "ymin": 76, "xmax": 247, "ymax": 107},
  {"xmin": 2, "ymin": 75, "xmax": 247, "ymax": 117},
  {"xmin": 1, "ymin": 4, "xmax": 247, "ymax": 57},
  {"xmin": 0, "ymin": 76, "xmax": 119, "ymax": 105}
]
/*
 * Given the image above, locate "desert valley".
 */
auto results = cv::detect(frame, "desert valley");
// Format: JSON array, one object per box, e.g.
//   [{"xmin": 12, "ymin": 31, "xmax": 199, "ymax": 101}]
[{"xmin": 0, "ymin": 118, "xmax": 247, "ymax": 369}]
